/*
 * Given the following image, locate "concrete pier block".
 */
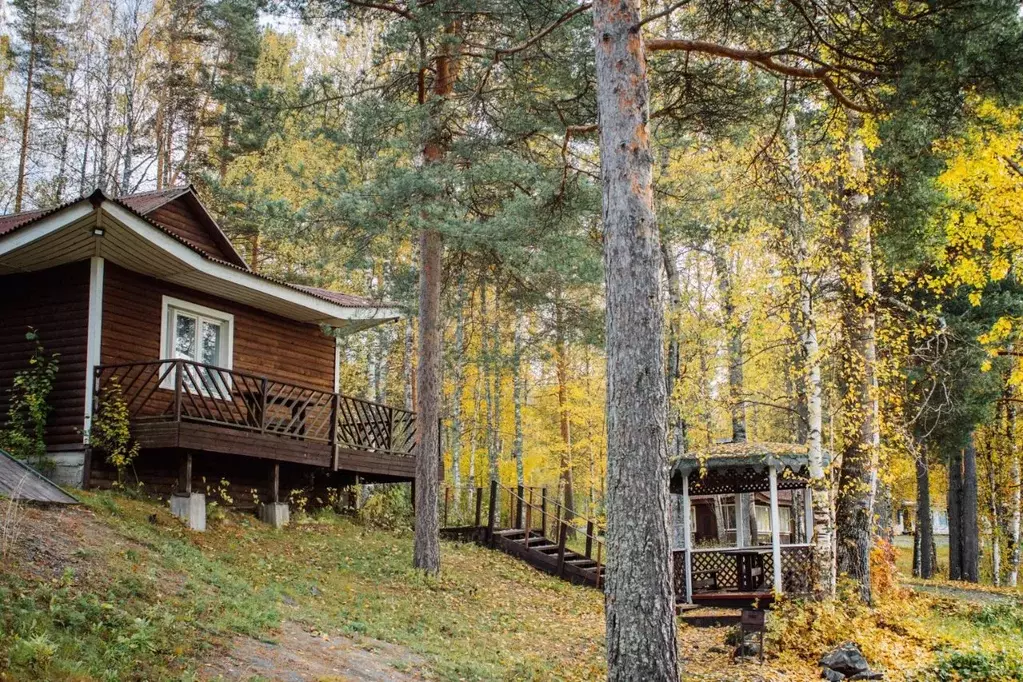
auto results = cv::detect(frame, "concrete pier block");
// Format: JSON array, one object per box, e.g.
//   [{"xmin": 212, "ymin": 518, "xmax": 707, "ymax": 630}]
[
  {"xmin": 259, "ymin": 502, "xmax": 290, "ymax": 529},
  {"xmin": 170, "ymin": 493, "xmax": 207, "ymax": 532}
]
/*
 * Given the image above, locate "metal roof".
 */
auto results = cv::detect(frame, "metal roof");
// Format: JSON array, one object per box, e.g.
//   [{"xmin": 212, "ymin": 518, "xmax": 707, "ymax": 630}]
[
  {"xmin": 671, "ymin": 441, "xmax": 831, "ymax": 475},
  {"xmin": 0, "ymin": 449, "xmax": 79, "ymax": 505}
]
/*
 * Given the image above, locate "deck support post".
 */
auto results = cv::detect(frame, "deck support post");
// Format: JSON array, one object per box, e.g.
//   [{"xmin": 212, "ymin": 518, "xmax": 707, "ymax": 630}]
[
  {"xmin": 769, "ymin": 464, "xmax": 783, "ymax": 596},
  {"xmin": 178, "ymin": 452, "xmax": 192, "ymax": 495},
  {"xmin": 682, "ymin": 471, "xmax": 693, "ymax": 604},
  {"xmin": 270, "ymin": 462, "xmax": 280, "ymax": 504},
  {"xmin": 803, "ymin": 485, "xmax": 814, "ymax": 544},
  {"xmin": 170, "ymin": 451, "xmax": 205, "ymax": 531},
  {"xmin": 487, "ymin": 479, "xmax": 498, "ymax": 545}
]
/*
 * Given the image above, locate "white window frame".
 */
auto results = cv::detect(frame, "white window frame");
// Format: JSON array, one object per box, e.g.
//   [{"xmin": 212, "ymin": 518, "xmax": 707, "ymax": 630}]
[{"xmin": 160, "ymin": 296, "xmax": 235, "ymax": 390}]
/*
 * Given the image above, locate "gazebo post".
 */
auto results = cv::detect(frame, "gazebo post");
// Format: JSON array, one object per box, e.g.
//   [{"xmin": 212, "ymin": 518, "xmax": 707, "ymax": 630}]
[
  {"xmin": 682, "ymin": 471, "xmax": 693, "ymax": 604},
  {"xmin": 769, "ymin": 465, "xmax": 783, "ymax": 596},
  {"xmin": 803, "ymin": 485, "xmax": 814, "ymax": 544},
  {"xmin": 737, "ymin": 494, "xmax": 750, "ymax": 547}
]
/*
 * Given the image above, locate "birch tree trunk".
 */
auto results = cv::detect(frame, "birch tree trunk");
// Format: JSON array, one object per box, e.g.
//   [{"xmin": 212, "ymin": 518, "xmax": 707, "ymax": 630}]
[
  {"xmin": 1008, "ymin": 388, "xmax": 1021, "ymax": 587},
  {"xmin": 512, "ymin": 313, "xmax": 525, "ymax": 489},
  {"xmin": 783, "ymin": 110, "xmax": 834, "ymax": 596},
  {"xmin": 834, "ymin": 112, "xmax": 879, "ymax": 604},
  {"xmin": 593, "ymin": 2, "xmax": 679, "ymax": 677}
]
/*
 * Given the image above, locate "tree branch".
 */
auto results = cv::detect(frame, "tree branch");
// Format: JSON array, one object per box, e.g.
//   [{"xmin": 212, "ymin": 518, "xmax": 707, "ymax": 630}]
[{"xmin": 644, "ymin": 38, "xmax": 873, "ymax": 113}]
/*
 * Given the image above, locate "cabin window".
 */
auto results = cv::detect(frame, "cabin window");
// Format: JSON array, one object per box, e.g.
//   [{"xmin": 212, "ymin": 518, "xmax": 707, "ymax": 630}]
[
  {"xmin": 160, "ymin": 296, "xmax": 234, "ymax": 391},
  {"xmin": 754, "ymin": 503, "xmax": 793, "ymax": 544}
]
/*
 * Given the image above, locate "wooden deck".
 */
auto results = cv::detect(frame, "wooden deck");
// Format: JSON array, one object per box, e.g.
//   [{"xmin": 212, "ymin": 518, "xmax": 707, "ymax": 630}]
[{"xmin": 94, "ymin": 360, "xmax": 416, "ymax": 480}]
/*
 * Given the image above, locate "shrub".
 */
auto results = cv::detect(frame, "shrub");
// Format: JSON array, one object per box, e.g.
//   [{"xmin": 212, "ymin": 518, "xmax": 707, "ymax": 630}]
[
  {"xmin": 0, "ymin": 329, "xmax": 59, "ymax": 461},
  {"xmin": 90, "ymin": 378, "xmax": 140, "ymax": 484},
  {"xmin": 359, "ymin": 484, "xmax": 413, "ymax": 530},
  {"xmin": 919, "ymin": 650, "xmax": 1023, "ymax": 681}
]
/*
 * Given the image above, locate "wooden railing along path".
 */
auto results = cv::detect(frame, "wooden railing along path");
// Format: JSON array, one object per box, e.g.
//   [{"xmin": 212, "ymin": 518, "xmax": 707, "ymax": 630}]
[
  {"xmin": 440, "ymin": 481, "xmax": 607, "ymax": 589},
  {"xmin": 94, "ymin": 359, "xmax": 417, "ymax": 467}
]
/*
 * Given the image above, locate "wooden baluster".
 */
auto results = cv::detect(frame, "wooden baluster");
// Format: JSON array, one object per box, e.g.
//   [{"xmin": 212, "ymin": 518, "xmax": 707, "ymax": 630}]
[
  {"xmin": 556, "ymin": 521, "xmax": 568, "ymax": 578},
  {"xmin": 475, "ymin": 486, "xmax": 483, "ymax": 527},
  {"xmin": 585, "ymin": 520, "xmax": 594, "ymax": 559},
  {"xmin": 259, "ymin": 377, "xmax": 268, "ymax": 433},
  {"xmin": 528, "ymin": 489, "xmax": 534, "ymax": 531},
  {"xmin": 173, "ymin": 361, "xmax": 183, "ymax": 422},
  {"xmin": 330, "ymin": 393, "xmax": 340, "ymax": 471}
]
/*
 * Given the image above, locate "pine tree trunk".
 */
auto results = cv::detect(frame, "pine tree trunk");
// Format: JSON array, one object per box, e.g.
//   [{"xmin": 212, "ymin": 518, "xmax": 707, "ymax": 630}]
[
  {"xmin": 784, "ymin": 110, "xmax": 834, "ymax": 596},
  {"xmin": 594, "ymin": 2, "xmax": 679, "ymax": 677},
  {"xmin": 915, "ymin": 443, "xmax": 934, "ymax": 579},
  {"xmin": 404, "ymin": 317, "xmax": 414, "ymax": 411},
  {"xmin": 962, "ymin": 435, "xmax": 980, "ymax": 583},
  {"xmin": 412, "ymin": 39, "xmax": 452, "ymax": 575},
  {"xmin": 15, "ymin": 0, "xmax": 38, "ymax": 213},
  {"xmin": 834, "ymin": 112, "xmax": 879, "ymax": 604},
  {"xmin": 482, "ymin": 286, "xmax": 498, "ymax": 484},
  {"xmin": 512, "ymin": 313, "xmax": 525, "ymax": 489}
]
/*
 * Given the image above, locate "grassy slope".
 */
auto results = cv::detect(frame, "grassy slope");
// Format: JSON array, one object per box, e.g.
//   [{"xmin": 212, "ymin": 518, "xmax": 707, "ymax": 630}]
[{"xmin": 2, "ymin": 492, "xmax": 1021, "ymax": 682}]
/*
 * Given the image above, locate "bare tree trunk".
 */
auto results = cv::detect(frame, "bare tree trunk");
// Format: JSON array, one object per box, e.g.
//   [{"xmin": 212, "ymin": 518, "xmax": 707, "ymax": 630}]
[
  {"xmin": 512, "ymin": 312, "xmax": 525, "ymax": 489},
  {"xmin": 713, "ymin": 245, "xmax": 745, "ymax": 443},
  {"xmin": 962, "ymin": 435, "xmax": 980, "ymax": 583},
  {"xmin": 14, "ymin": 0, "xmax": 38, "ymax": 212},
  {"xmin": 987, "ymin": 445, "xmax": 1001, "ymax": 586},
  {"xmin": 450, "ymin": 277, "xmax": 466, "ymax": 492},
  {"xmin": 593, "ymin": 2, "xmax": 679, "ymax": 676},
  {"xmin": 555, "ymin": 296, "xmax": 575, "ymax": 520},
  {"xmin": 834, "ymin": 112, "xmax": 879, "ymax": 604},
  {"xmin": 949, "ymin": 446, "xmax": 963, "ymax": 580},
  {"xmin": 661, "ymin": 239, "xmax": 685, "ymax": 459},
  {"xmin": 482, "ymin": 286, "xmax": 498, "ymax": 484},
  {"xmin": 413, "ymin": 40, "xmax": 452, "ymax": 575},
  {"xmin": 1008, "ymin": 387, "xmax": 1021, "ymax": 587},
  {"xmin": 914, "ymin": 442, "xmax": 934, "ymax": 579}
]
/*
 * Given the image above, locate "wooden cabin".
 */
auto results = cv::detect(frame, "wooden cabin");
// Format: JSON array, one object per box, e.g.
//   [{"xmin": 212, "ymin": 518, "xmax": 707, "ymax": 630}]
[
  {"xmin": 669, "ymin": 442, "xmax": 827, "ymax": 606},
  {"xmin": 0, "ymin": 187, "xmax": 415, "ymax": 514}
]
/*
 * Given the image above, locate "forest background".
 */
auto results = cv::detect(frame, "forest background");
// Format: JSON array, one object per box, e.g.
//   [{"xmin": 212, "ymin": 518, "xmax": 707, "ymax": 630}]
[{"xmin": 2, "ymin": 0, "xmax": 1023, "ymax": 588}]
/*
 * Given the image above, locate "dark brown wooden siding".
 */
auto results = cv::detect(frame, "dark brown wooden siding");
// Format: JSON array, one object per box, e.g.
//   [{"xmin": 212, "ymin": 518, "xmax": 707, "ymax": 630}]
[
  {"xmin": 101, "ymin": 263, "xmax": 336, "ymax": 390},
  {"xmin": 147, "ymin": 200, "xmax": 232, "ymax": 262},
  {"xmin": 0, "ymin": 261, "xmax": 90, "ymax": 450}
]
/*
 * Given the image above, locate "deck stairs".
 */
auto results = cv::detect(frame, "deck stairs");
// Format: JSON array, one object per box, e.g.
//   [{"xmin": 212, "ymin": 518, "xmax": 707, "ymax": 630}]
[{"xmin": 487, "ymin": 527, "xmax": 605, "ymax": 589}]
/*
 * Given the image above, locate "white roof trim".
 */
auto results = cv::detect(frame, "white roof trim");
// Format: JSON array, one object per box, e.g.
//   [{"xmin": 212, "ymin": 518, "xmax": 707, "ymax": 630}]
[
  {"xmin": 100, "ymin": 201, "xmax": 402, "ymax": 325},
  {"xmin": 0, "ymin": 201, "xmax": 95, "ymax": 257}
]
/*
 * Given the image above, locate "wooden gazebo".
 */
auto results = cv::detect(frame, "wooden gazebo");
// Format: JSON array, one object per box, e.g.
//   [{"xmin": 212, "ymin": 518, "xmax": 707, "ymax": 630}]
[{"xmin": 669, "ymin": 442, "xmax": 827, "ymax": 605}]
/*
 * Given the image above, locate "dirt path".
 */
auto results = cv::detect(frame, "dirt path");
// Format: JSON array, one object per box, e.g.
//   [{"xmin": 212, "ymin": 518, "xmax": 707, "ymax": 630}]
[
  {"xmin": 200, "ymin": 621, "xmax": 428, "ymax": 682},
  {"xmin": 907, "ymin": 580, "xmax": 1020, "ymax": 605}
]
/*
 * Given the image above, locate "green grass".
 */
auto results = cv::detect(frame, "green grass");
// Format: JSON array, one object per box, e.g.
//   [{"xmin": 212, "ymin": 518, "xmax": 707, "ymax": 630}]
[{"xmin": 0, "ymin": 491, "xmax": 606, "ymax": 681}]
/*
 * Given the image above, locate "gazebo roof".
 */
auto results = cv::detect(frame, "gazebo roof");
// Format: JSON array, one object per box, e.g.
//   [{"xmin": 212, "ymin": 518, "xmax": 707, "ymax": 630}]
[{"xmin": 671, "ymin": 441, "xmax": 830, "ymax": 476}]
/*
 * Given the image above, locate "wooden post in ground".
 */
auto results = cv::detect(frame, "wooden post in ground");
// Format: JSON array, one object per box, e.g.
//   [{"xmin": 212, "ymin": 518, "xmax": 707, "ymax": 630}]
[
  {"xmin": 541, "ymin": 487, "xmax": 548, "ymax": 538},
  {"xmin": 557, "ymin": 520, "xmax": 569, "ymax": 577},
  {"xmin": 487, "ymin": 479, "xmax": 498, "ymax": 545},
  {"xmin": 475, "ymin": 487, "xmax": 483, "ymax": 527},
  {"xmin": 270, "ymin": 462, "xmax": 280, "ymax": 504},
  {"xmin": 585, "ymin": 520, "xmax": 594, "ymax": 559},
  {"xmin": 516, "ymin": 484, "xmax": 524, "ymax": 528},
  {"xmin": 596, "ymin": 542, "xmax": 603, "ymax": 589},
  {"xmin": 179, "ymin": 452, "xmax": 193, "ymax": 495},
  {"xmin": 444, "ymin": 486, "xmax": 451, "ymax": 527},
  {"xmin": 524, "ymin": 503, "xmax": 533, "ymax": 544}
]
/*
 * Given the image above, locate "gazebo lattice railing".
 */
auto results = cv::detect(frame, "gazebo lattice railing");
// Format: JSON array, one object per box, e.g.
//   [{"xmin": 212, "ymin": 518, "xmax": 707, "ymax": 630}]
[{"xmin": 669, "ymin": 441, "xmax": 828, "ymax": 605}]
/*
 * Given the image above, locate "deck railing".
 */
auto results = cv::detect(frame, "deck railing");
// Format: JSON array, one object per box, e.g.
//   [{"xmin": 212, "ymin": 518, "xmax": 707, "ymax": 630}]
[
  {"xmin": 671, "ymin": 544, "xmax": 814, "ymax": 600},
  {"xmin": 93, "ymin": 360, "xmax": 417, "ymax": 460}
]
